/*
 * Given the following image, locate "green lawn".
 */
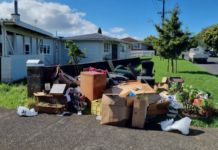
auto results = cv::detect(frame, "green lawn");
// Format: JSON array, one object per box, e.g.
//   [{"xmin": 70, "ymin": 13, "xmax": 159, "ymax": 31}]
[
  {"xmin": 138, "ymin": 56, "xmax": 218, "ymax": 103},
  {"xmin": 0, "ymin": 82, "xmax": 28, "ymax": 109},
  {"xmin": 138, "ymin": 56, "xmax": 218, "ymax": 128}
]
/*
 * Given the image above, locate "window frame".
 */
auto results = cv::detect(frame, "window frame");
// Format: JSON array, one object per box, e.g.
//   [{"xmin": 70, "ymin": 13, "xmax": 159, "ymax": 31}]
[
  {"xmin": 39, "ymin": 44, "xmax": 51, "ymax": 55},
  {"xmin": 25, "ymin": 43, "xmax": 30, "ymax": 55},
  {"xmin": 104, "ymin": 43, "xmax": 111, "ymax": 53},
  {"xmin": 133, "ymin": 43, "xmax": 141, "ymax": 49}
]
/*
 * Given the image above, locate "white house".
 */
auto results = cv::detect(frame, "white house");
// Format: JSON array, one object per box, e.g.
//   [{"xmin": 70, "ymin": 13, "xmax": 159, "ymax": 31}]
[
  {"xmin": 0, "ymin": 0, "xmax": 132, "ymax": 83},
  {"xmin": 61, "ymin": 33, "xmax": 132, "ymax": 64}
]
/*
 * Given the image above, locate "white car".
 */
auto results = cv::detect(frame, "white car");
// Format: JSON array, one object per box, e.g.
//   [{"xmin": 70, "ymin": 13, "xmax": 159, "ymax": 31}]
[{"xmin": 189, "ymin": 48, "xmax": 208, "ymax": 63}]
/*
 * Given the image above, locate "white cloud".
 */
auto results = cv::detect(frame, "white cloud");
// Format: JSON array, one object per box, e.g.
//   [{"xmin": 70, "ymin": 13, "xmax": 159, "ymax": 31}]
[
  {"xmin": 110, "ymin": 27, "xmax": 125, "ymax": 33},
  {"xmin": 0, "ymin": 0, "xmax": 140, "ymax": 39},
  {"xmin": 0, "ymin": 0, "xmax": 98, "ymax": 36}
]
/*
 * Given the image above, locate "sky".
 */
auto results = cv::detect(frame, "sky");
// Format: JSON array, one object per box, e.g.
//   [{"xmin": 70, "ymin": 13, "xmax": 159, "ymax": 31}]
[{"xmin": 0, "ymin": 0, "xmax": 218, "ymax": 40}]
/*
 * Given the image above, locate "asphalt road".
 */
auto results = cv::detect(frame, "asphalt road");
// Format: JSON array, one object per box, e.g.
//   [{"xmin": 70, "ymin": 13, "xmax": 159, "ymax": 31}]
[
  {"xmin": 0, "ymin": 107, "xmax": 218, "ymax": 150},
  {"xmin": 184, "ymin": 51, "xmax": 218, "ymax": 76}
]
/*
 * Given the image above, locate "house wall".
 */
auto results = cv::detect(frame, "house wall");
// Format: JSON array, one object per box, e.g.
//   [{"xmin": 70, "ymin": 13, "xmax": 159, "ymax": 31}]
[
  {"xmin": 61, "ymin": 40, "xmax": 102, "ymax": 65},
  {"xmin": 131, "ymin": 43, "xmax": 148, "ymax": 51},
  {"xmin": 43, "ymin": 38, "xmax": 55, "ymax": 66},
  {"xmin": 7, "ymin": 35, "xmax": 13, "ymax": 54},
  {"xmin": 1, "ymin": 55, "xmax": 44, "ymax": 83}
]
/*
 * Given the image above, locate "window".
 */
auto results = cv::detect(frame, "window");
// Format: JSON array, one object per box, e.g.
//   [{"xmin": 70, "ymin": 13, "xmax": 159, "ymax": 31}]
[
  {"xmin": 39, "ymin": 45, "xmax": 51, "ymax": 55},
  {"xmin": 65, "ymin": 44, "xmax": 69, "ymax": 49},
  {"xmin": 133, "ymin": 43, "xmax": 141, "ymax": 49},
  {"xmin": 25, "ymin": 44, "xmax": 30, "ymax": 55},
  {"xmin": 127, "ymin": 45, "xmax": 131, "ymax": 51},
  {"xmin": 121, "ymin": 44, "xmax": 126, "ymax": 53},
  {"xmin": 104, "ymin": 43, "xmax": 110, "ymax": 53}
]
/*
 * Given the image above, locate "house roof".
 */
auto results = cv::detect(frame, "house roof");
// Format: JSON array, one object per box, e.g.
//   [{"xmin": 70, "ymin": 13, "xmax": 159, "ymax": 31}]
[
  {"xmin": 63, "ymin": 33, "xmax": 132, "ymax": 44},
  {"xmin": 121, "ymin": 37, "xmax": 142, "ymax": 43},
  {"xmin": 0, "ymin": 18, "xmax": 53, "ymax": 37}
]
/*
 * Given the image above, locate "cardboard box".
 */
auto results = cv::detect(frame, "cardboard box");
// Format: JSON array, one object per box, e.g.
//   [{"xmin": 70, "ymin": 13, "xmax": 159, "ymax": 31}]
[
  {"xmin": 101, "ymin": 91, "xmax": 136, "ymax": 127},
  {"xmin": 154, "ymin": 82, "xmax": 169, "ymax": 91},
  {"xmin": 132, "ymin": 98, "xmax": 148, "ymax": 128}
]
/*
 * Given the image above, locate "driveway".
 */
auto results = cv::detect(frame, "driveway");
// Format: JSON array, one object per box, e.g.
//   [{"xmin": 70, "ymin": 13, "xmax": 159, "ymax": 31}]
[
  {"xmin": 0, "ymin": 107, "xmax": 218, "ymax": 150},
  {"xmin": 184, "ymin": 51, "xmax": 218, "ymax": 76}
]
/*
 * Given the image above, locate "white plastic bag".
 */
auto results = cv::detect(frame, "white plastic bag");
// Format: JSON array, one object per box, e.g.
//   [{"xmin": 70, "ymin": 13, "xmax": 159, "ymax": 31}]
[
  {"xmin": 17, "ymin": 106, "xmax": 38, "ymax": 117},
  {"xmin": 161, "ymin": 117, "xmax": 192, "ymax": 135}
]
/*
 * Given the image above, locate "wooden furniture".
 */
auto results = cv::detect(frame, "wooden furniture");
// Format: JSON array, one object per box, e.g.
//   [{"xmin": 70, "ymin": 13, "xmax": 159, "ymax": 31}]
[
  {"xmin": 34, "ymin": 92, "xmax": 68, "ymax": 110},
  {"xmin": 80, "ymin": 71, "xmax": 107, "ymax": 107}
]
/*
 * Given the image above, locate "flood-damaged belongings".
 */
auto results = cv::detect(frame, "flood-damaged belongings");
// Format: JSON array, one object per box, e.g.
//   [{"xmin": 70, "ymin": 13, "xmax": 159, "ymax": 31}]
[
  {"xmin": 160, "ymin": 117, "xmax": 192, "ymax": 135},
  {"xmin": 50, "ymin": 84, "xmax": 67, "ymax": 96},
  {"xmin": 35, "ymin": 102, "xmax": 65, "ymax": 114},
  {"xmin": 132, "ymin": 93, "xmax": 148, "ymax": 128},
  {"xmin": 34, "ymin": 92, "xmax": 69, "ymax": 111},
  {"xmin": 113, "ymin": 65, "xmax": 141, "ymax": 80},
  {"xmin": 89, "ymin": 67, "xmax": 107, "ymax": 74},
  {"xmin": 141, "ymin": 61, "xmax": 155, "ymax": 77},
  {"xmin": 102, "ymin": 84, "xmax": 157, "ymax": 127},
  {"xmin": 154, "ymin": 77, "xmax": 184, "ymax": 92},
  {"xmin": 147, "ymin": 101, "xmax": 171, "ymax": 115},
  {"xmin": 91, "ymin": 99, "xmax": 102, "ymax": 116},
  {"xmin": 80, "ymin": 71, "xmax": 107, "ymax": 107},
  {"xmin": 44, "ymin": 83, "xmax": 51, "ymax": 94},
  {"xmin": 17, "ymin": 106, "xmax": 38, "ymax": 117},
  {"xmin": 137, "ymin": 76, "xmax": 155, "ymax": 88},
  {"xmin": 101, "ymin": 90, "xmax": 136, "ymax": 127},
  {"xmin": 59, "ymin": 71, "xmax": 80, "ymax": 88},
  {"xmin": 71, "ymin": 95, "xmax": 87, "ymax": 111},
  {"xmin": 108, "ymin": 73, "xmax": 129, "ymax": 82},
  {"xmin": 127, "ymin": 63, "xmax": 155, "ymax": 88}
]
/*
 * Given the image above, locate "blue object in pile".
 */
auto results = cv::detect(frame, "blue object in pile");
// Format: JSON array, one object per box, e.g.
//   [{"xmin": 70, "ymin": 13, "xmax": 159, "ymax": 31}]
[{"xmin": 129, "ymin": 92, "xmax": 137, "ymax": 97}]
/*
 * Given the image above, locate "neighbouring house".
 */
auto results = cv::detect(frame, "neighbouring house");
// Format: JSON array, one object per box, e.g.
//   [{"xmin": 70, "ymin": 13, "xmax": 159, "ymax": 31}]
[
  {"xmin": 0, "ymin": 0, "xmax": 132, "ymax": 83},
  {"xmin": 61, "ymin": 33, "xmax": 132, "ymax": 64},
  {"xmin": 121, "ymin": 37, "xmax": 149, "ymax": 51}
]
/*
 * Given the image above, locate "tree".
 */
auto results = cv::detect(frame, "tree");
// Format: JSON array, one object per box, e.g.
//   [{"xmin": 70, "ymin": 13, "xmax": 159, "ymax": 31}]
[
  {"xmin": 97, "ymin": 27, "xmax": 102, "ymax": 34},
  {"xmin": 203, "ymin": 24, "xmax": 218, "ymax": 52},
  {"xmin": 143, "ymin": 35, "xmax": 157, "ymax": 49},
  {"xmin": 153, "ymin": 4, "xmax": 190, "ymax": 73},
  {"xmin": 186, "ymin": 34, "xmax": 199, "ymax": 51},
  {"xmin": 66, "ymin": 40, "xmax": 87, "ymax": 64}
]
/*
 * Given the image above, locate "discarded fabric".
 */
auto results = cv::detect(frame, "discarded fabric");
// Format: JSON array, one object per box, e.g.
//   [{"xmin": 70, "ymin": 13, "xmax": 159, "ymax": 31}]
[
  {"xmin": 17, "ymin": 106, "xmax": 38, "ymax": 117},
  {"xmin": 160, "ymin": 117, "xmax": 191, "ymax": 135},
  {"xmin": 129, "ymin": 92, "xmax": 137, "ymax": 97}
]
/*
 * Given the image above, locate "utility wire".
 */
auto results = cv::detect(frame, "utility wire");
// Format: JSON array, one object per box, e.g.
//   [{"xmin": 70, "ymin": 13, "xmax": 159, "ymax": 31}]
[
  {"xmin": 152, "ymin": 0, "xmax": 159, "ymax": 12},
  {"xmin": 155, "ymin": 0, "xmax": 160, "ymax": 12}
]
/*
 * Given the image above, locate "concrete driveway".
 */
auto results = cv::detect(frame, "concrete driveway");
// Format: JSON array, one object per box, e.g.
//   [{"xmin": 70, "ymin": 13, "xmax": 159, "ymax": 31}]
[
  {"xmin": 184, "ymin": 51, "xmax": 218, "ymax": 76},
  {"xmin": 0, "ymin": 107, "xmax": 218, "ymax": 150}
]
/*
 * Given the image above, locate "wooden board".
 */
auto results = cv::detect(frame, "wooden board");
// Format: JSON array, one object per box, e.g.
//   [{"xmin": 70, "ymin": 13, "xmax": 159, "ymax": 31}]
[{"xmin": 34, "ymin": 92, "xmax": 53, "ymax": 97}]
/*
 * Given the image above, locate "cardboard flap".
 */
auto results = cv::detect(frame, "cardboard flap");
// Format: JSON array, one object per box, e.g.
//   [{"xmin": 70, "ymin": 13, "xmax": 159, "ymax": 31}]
[
  {"xmin": 102, "ymin": 94, "xmax": 127, "ymax": 106},
  {"xmin": 103, "ymin": 87, "xmax": 123, "ymax": 95},
  {"xmin": 162, "ymin": 77, "xmax": 168, "ymax": 83},
  {"xmin": 116, "ymin": 84, "xmax": 156, "ymax": 95},
  {"xmin": 126, "ymin": 96, "xmax": 136, "ymax": 107},
  {"xmin": 169, "ymin": 77, "xmax": 184, "ymax": 83}
]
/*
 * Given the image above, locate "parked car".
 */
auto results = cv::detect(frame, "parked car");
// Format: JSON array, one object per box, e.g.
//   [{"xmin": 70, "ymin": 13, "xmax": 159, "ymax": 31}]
[
  {"xmin": 207, "ymin": 51, "xmax": 217, "ymax": 57},
  {"xmin": 189, "ymin": 48, "xmax": 208, "ymax": 63},
  {"xmin": 203, "ymin": 49, "xmax": 210, "ymax": 54}
]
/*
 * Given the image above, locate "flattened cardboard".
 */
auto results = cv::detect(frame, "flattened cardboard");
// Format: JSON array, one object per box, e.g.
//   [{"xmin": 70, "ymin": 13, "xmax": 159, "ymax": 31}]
[
  {"xmin": 159, "ymin": 91, "xmax": 168, "ymax": 98},
  {"xmin": 101, "ymin": 104, "xmax": 133, "ymax": 127},
  {"xmin": 148, "ymin": 101, "xmax": 171, "ymax": 110},
  {"xmin": 147, "ymin": 94, "xmax": 162, "ymax": 104},
  {"xmin": 132, "ymin": 99, "xmax": 148, "ymax": 128},
  {"xmin": 102, "ymin": 94, "xmax": 135, "ymax": 107},
  {"xmin": 154, "ymin": 83, "xmax": 169, "ymax": 91}
]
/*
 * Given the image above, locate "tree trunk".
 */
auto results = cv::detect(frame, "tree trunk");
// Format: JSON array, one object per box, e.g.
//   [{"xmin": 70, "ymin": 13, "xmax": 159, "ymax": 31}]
[
  {"xmin": 171, "ymin": 58, "xmax": 174, "ymax": 73},
  {"xmin": 167, "ymin": 59, "xmax": 169, "ymax": 72},
  {"xmin": 175, "ymin": 55, "xmax": 177, "ymax": 74},
  {"xmin": 159, "ymin": 56, "xmax": 161, "ymax": 61}
]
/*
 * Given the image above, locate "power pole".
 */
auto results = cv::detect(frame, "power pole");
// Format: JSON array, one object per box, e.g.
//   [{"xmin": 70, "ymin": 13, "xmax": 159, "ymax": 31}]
[{"xmin": 157, "ymin": 0, "xmax": 169, "ymax": 23}]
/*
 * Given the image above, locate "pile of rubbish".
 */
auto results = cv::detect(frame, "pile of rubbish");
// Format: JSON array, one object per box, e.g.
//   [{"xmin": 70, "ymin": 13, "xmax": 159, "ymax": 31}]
[{"xmin": 19, "ymin": 62, "xmax": 213, "ymax": 135}]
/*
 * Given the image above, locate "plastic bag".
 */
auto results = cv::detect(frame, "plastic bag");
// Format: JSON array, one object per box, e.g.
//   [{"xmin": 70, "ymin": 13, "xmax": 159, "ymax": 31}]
[
  {"xmin": 17, "ymin": 106, "xmax": 38, "ymax": 117},
  {"xmin": 161, "ymin": 117, "xmax": 191, "ymax": 135}
]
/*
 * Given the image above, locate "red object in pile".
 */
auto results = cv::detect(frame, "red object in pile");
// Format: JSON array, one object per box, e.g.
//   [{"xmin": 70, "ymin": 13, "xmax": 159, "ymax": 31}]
[{"xmin": 193, "ymin": 98, "xmax": 203, "ymax": 105}]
